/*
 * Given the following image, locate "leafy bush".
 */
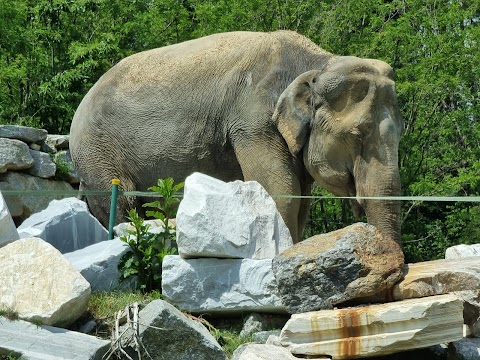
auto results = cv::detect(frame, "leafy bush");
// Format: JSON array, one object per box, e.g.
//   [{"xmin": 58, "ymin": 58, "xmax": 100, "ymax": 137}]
[{"xmin": 118, "ymin": 178, "xmax": 184, "ymax": 293}]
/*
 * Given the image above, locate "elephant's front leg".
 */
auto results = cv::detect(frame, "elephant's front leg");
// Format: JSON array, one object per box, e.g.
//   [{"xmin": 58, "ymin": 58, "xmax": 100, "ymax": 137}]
[{"xmin": 234, "ymin": 137, "xmax": 304, "ymax": 243}]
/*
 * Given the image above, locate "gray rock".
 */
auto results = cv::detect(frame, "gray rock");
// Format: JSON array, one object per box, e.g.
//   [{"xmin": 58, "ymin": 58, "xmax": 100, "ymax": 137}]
[
  {"xmin": 240, "ymin": 313, "xmax": 267, "ymax": 338},
  {"xmin": 124, "ymin": 299, "xmax": 226, "ymax": 360},
  {"xmin": 0, "ymin": 317, "xmax": 109, "ymax": 360},
  {"xmin": 0, "ymin": 138, "xmax": 34, "ymax": 173},
  {"xmin": 18, "ymin": 197, "xmax": 108, "ymax": 253},
  {"xmin": 272, "ymin": 222, "xmax": 404, "ymax": 313},
  {"xmin": 0, "ymin": 125, "xmax": 47, "ymax": 143},
  {"xmin": 0, "ymin": 237, "xmax": 91, "ymax": 327},
  {"xmin": 0, "ymin": 172, "xmax": 74, "ymax": 221},
  {"xmin": 253, "ymin": 331, "xmax": 281, "ymax": 344},
  {"xmin": 446, "ymin": 244, "xmax": 480, "ymax": 259},
  {"xmin": 0, "ymin": 191, "xmax": 19, "ymax": 247},
  {"xmin": 46, "ymin": 134, "xmax": 69, "ymax": 150},
  {"xmin": 64, "ymin": 238, "xmax": 136, "ymax": 291},
  {"xmin": 27, "ymin": 149, "xmax": 56, "ymax": 178},
  {"xmin": 29, "ymin": 143, "xmax": 41, "ymax": 151},
  {"xmin": 162, "ymin": 255, "xmax": 285, "ymax": 314},
  {"xmin": 0, "ymin": 182, "xmax": 23, "ymax": 217},
  {"xmin": 449, "ymin": 338, "xmax": 480, "ymax": 360},
  {"xmin": 176, "ymin": 172, "xmax": 293, "ymax": 259}
]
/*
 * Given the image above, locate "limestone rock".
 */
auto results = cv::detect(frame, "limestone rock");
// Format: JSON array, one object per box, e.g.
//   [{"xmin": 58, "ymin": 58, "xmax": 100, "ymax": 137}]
[
  {"xmin": 64, "ymin": 238, "xmax": 136, "ymax": 291},
  {"xmin": 232, "ymin": 344, "xmax": 318, "ymax": 360},
  {"xmin": 123, "ymin": 299, "xmax": 226, "ymax": 360},
  {"xmin": 392, "ymin": 257, "xmax": 480, "ymax": 300},
  {"xmin": 0, "ymin": 191, "xmax": 19, "ymax": 247},
  {"xmin": 0, "ymin": 138, "xmax": 34, "ymax": 173},
  {"xmin": 253, "ymin": 331, "xmax": 282, "ymax": 344},
  {"xmin": 0, "ymin": 172, "xmax": 74, "ymax": 221},
  {"xmin": 162, "ymin": 255, "xmax": 285, "ymax": 314},
  {"xmin": 18, "ymin": 197, "xmax": 108, "ymax": 253},
  {"xmin": 0, "ymin": 317, "xmax": 109, "ymax": 360},
  {"xmin": 272, "ymin": 223, "xmax": 404, "ymax": 313},
  {"xmin": 0, "ymin": 237, "xmax": 91, "ymax": 327},
  {"xmin": 27, "ymin": 149, "xmax": 56, "ymax": 178},
  {"xmin": 446, "ymin": 244, "xmax": 480, "ymax": 259},
  {"xmin": 176, "ymin": 172, "xmax": 293, "ymax": 259},
  {"xmin": 279, "ymin": 294, "xmax": 464, "ymax": 359},
  {"xmin": 449, "ymin": 338, "xmax": 480, "ymax": 360},
  {"xmin": 0, "ymin": 125, "xmax": 47, "ymax": 143},
  {"xmin": 45, "ymin": 134, "xmax": 69, "ymax": 150}
]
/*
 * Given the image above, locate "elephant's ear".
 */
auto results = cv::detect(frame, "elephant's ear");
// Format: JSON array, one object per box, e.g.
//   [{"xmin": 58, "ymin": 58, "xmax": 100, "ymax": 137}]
[{"xmin": 273, "ymin": 71, "xmax": 320, "ymax": 156}]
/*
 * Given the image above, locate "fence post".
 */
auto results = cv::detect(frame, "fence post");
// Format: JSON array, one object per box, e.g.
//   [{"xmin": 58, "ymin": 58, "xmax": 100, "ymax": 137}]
[{"xmin": 108, "ymin": 179, "xmax": 121, "ymax": 240}]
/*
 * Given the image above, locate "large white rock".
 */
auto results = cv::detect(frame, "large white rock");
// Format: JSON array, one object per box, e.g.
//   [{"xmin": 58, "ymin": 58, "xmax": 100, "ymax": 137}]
[
  {"xmin": 446, "ymin": 244, "xmax": 480, "ymax": 259},
  {"xmin": 176, "ymin": 172, "xmax": 293, "ymax": 259},
  {"xmin": 279, "ymin": 294, "xmax": 464, "ymax": 359},
  {"xmin": 0, "ymin": 138, "xmax": 34, "ymax": 173},
  {"xmin": 0, "ymin": 191, "xmax": 19, "ymax": 247},
  {"xmin": 0, "ymin": 237, "xmax": 91, "ymax": 327},
  {"xmin": 0, "ymin": 317, "xmax": 109, "ymax": 360},
  {"xmin": 162, "ymin": 255, "xmax": 286, "ymax": 313},
  {"xmin": 64, "ymin": 238, "xmax": 135, "ymax": 291},
  {"xmin": 0, "ymin": 171, "xmax": 74, "ymax": 220},
  {"xmin": 27, "ymin": 149, "xmax": 56, "ymax": 178},
  {"xmin": 18, "ymin": 197, "xmax": 108, "ymax": 253}
]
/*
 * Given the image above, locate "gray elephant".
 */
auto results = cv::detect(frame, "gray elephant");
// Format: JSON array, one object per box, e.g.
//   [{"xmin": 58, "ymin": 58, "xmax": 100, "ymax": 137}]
[{"xmin": 70, "ymin": 30, "xmax": 403, "ymax": 244}]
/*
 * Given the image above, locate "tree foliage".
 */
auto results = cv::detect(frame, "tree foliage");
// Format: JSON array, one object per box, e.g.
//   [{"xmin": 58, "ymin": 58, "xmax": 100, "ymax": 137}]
[{"xmin": 1, "ymin": 0, "xmax": 479, "ymax": 261}]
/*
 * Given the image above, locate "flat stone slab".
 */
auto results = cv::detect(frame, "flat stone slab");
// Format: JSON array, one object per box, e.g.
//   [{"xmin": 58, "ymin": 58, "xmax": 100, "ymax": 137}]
[
  {"xmin": 0, "ymin": 125, "xmax": 47, "ymax": 143},
  {"xmin": 279, "ymin": 294, "xmax": 464, "ymax": 359},
  {"xmin": 162, "ymin": 255, "xmax": 285, "ymax": 314},
  {"xmin": 391, "ymin": 256, "xmax": 480, "ymax": 300},
  {"xmin": 0, "ymin": 317, "xmax": 109, "ymax": 360}
]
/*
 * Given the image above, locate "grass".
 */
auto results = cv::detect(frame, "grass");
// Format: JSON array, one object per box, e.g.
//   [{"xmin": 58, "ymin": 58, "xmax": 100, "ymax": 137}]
[
  {"xmin": 0, "ymin": 309, "xmax": 19, "ymax": 321},
  {"xmin": 86, "ymin": 290, "xmax": 253, "ymax": 359}
]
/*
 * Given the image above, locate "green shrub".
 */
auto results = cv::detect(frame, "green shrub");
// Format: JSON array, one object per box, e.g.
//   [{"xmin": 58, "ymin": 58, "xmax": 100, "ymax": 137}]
[{"xmin": 118, "ymin": 178, "xmax": 184, "ymax": 293}]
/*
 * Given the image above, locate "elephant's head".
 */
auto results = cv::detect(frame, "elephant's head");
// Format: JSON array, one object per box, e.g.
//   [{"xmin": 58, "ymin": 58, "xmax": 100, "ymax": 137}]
[{"xmin": 273, "ymin": 56, "xmax": 404, "ymax": 244}]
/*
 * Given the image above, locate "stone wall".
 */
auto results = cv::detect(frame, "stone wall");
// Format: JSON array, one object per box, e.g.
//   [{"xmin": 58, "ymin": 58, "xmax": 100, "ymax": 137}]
[{"xmin": 0, "ymin": 125, "xmax": 79, "ymax": 225}]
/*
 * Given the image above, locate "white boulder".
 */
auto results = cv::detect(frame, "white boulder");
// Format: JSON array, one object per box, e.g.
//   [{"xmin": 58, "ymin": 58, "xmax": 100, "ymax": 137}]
[
  {"xmin": 64, "ymin": 238, "xmax": 136, "ymax": 291},
  {"xmin": 176, "ymin": 172, "xmax": 293, "ymax": 259},
  {"xmin": 0, "ymin": 237, "xmax": 91, "ymax": 327},
  {"xmin": 162, "ymin": 255, "xmax": 285, "ymax": 314},
  {"xmin": 446, "ymin": 244, "xmax": 480, "ymax": 259},
  {"xmin": 17, "ymin": 197, "xmax": 108, "ymax": 253}
]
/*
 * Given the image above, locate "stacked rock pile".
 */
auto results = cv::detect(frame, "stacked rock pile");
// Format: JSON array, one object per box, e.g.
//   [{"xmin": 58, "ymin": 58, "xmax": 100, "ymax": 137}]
[{"xmin": 0, "ymin": 125, "xmax": 78, "ymax": 225}]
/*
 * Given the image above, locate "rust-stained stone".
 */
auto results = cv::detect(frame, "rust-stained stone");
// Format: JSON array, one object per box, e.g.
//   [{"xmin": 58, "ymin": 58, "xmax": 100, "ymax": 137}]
[
  {"xmin": 272, "ymin": 223, "xmax": 404, "ymax": 313},
  {"xmin": 279, "ymin": 294, "xmax": 464, "ymax": 359}
]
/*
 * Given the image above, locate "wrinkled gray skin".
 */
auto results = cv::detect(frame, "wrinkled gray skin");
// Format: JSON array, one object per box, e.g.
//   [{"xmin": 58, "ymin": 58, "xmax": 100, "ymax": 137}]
[{"xmin": 70, "ymin": 31, "xmax": 403, "ymax": 244}]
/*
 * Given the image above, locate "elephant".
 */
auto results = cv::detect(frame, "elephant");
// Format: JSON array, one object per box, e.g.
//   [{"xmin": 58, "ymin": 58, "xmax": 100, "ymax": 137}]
[{"xmin": 69, "ymin": 30, "xmax": 404, "ymax": 244}]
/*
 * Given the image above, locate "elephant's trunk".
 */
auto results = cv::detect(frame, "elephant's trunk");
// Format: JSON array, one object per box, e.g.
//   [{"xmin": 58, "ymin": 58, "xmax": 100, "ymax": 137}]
[{"xmin": 354, "ymin": 159, "xmax": 402, "ymax": 245}]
